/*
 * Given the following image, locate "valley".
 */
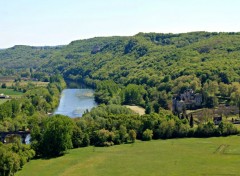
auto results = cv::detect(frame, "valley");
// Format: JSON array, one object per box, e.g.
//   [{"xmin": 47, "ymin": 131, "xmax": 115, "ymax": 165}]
[{"xmin": 0, "ymin": 32, "xmax": 240, "ymax": 176}]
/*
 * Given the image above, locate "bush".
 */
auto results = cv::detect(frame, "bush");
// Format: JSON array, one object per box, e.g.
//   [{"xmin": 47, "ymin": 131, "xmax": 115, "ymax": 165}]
[
  {"xmin": 94, "ymin": 129, "xmax": 115, "ymax": 147},
  {"xmin": 128, "ymin": 129, "xmax": 137, "ymax": 143},
  {"xmin": 195, "ymin": 122, "xmax": 218, "ymax": 137},
  {"xmin": 218, "ymin": 122, "xmax": 238, "ymax": 136},
  {"xmin": 72, "ymin": 126, "xmax": 84, "ymax": 148},
  {"xmin": 142, "ymin": 129, "xmax": 153, "ymax": 141}
]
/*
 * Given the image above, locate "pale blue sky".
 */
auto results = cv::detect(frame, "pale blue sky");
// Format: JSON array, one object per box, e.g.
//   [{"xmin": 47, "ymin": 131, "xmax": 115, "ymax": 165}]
[{"xmin": 1, "ymin": 0, "xmax": 240, "ymax": 48}]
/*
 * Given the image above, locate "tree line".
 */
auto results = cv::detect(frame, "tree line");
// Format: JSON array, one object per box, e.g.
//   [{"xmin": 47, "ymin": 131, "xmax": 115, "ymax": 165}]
[{"xmin": 30, "ymin": 104, "xmax": 238, "ymax": 159}]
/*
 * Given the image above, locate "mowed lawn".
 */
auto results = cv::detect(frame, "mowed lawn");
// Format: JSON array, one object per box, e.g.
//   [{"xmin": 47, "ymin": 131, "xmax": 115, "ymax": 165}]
[{"xmin": 16, "ymin": 136, "xmax": 240, "ymax": 176}]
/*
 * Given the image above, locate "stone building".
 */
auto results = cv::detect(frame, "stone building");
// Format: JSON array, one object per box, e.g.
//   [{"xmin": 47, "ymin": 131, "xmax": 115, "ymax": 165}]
[{"xmin": 172, "ymin": 89, "xmax": 202, "ymax": 113}]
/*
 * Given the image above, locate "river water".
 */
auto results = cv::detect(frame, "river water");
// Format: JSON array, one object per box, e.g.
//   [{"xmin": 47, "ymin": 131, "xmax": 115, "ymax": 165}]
[{"xmin": 54, "ymin": 89, "xmax": 97, "ymax": 118}]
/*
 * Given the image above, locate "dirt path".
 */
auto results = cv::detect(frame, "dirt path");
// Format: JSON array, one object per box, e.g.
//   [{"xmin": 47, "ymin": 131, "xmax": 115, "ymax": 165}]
[
  {"xmin": 214, "ymin": 144, "xmax": 229, "ymax": 154},
  {"xmin": 125, "ymin": 105, "xmax": 145, "ymax": 115}
]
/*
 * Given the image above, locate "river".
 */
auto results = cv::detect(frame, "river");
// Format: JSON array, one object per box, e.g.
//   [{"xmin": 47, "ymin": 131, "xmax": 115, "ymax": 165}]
[
  {"xmin": 54, "ymin": 88, "xmax": 97, "ymax": 118},
  {"xmin": 25, "ymin": 88, "xmax": 97, "ymax": 143}
]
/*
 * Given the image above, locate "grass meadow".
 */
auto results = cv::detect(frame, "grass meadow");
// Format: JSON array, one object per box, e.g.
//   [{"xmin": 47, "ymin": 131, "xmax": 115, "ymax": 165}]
[
  {"xmin": 0, "ymin": 88, "xmax": 23, "ymax": 104},
  {"xmin": 0, "ymin": 99, "xmax": 8, "ymax": 104},
  {"xmin": 16, "ymin": 136, "xmax": 240, "ymax": 176},
  {"xmin": 0, "ymin": 88, "xmax": 23, "ymax": 96}
]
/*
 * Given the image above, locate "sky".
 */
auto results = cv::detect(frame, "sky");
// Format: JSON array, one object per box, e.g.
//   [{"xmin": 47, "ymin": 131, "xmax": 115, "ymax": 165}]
[{"xmin": 1, "ymin": 0, "xmax": 240, "ymax": 48}]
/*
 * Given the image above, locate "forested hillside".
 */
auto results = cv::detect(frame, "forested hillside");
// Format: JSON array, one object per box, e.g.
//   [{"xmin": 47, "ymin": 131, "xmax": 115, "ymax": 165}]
[
  {"xmin": 0, "ymin": 32, "xmax": 240, "ymax": 112},
  {"xmin": 0, "ymin": 45, "xmax": 61, "ymax": 75}
]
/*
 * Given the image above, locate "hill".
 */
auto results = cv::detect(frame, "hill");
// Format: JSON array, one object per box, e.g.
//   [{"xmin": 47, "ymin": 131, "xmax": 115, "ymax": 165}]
[
  {"xmin": 40, "ymin": 32, "xmax": 240, "ymax": 84},
  {"xmin": 0, "ymin": 45, "xmax": 62, "ymax": 71},
  {"xmin": 0, "ymin": 32, "xmax": 239, "ymax": 112},
  {"xmin": 16, "ymin": 136, "xmax": 240, "ymax": 176},
  {"xmin": 1, "ymin": 32, "xmax": 240, "ymax": 84}
]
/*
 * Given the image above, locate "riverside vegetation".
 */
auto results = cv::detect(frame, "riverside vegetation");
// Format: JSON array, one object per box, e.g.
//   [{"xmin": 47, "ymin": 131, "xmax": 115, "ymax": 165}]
[{"xmin": 0, "ymin": 32, "xmax": 240, "ymax": 175}]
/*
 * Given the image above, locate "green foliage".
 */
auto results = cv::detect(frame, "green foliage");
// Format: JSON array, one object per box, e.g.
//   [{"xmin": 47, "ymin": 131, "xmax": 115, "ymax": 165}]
[
  {"xmin": 195, "ymin": 122, "xmax": 219, "ymax": 137},
  {"xmin": 94, "ymin": 129, "xmax": 115, "ymax": 147},
  {"xmin": 0, "ymin": 139, "xmax": 35, "ymax": 176},
  {"xmin": 80, "ymin": 107, "xmax": 238, "ymax": 145},
  {"xmin": 1, "ymin": 32, "xmax": 240, "ymax": 110},
  {"xmin": 128, "ymin": 129, "xmax": 137, "ymax": 143},
  {"xmin": 32, "ymin": 115, "xmax": 74, "ymax": 157},
  {"xmin": 38, "ymin": 32, "xmax": 240, "ymax": 110},
  {"xmin": 142, "ymin": 129, "xmax": 153, "ymax": 141},
  {"xmin": 1, "ymin": 83, "xmax": 7, "ymax": 88},
  {"xmin": 0, "ymin": 45, "xmax": 61, "ymax": 74},
  {"xmin": 94, "ymin": 80, "xmax": 120, "ymax": 104},
  {"xmin": 83, "ymin": 104, "xmax": 135, "ymax": 119},
  {"xmin": 121, "ymin": 84, "xmax": 146, "ymax": 106},
  {"xmin": 218, "ymin": 121, "xmax": 238, "ymax": 136},
  {"xmin": 71, "ymin": 125, "xmax": 84, "ymax": 148},
  {"xmin": 71, "ymin": 125, "xmax": 90, "ymax": 148}
]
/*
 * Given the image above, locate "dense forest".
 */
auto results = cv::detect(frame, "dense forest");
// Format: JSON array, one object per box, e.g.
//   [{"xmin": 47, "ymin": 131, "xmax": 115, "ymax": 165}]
[
  {"xmin": 0, "ymin": 32, "xmax": 240, "ymax": 175},
  {"xmin": 1, "ymin": 32, "xmax": 239, "ymax": 111}
]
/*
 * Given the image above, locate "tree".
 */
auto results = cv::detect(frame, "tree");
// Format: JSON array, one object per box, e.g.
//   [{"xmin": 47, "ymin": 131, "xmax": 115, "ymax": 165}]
[
  {"xmin": 158, "ymin": 91, "xmax": 169, "ymax": 109},
  {"xmin": 218, "ymin": 122, "xmax": 238, "ymax": 136},
  {"xmin": 203, "ymin": 81, "xmax": 219, "ymax": 107},
  {"xmin": 1, "ymin": 83, "xmax": 7, "ymax": 89},
  {"xmin": 206, "ymin": 96, "xmax": 218, "ymax": 108},
  {"xmin": 190, "ymin": 114, "xmax": 194, "ymax": 128},
  {"xmin": 119, "ymin": 125, "xmax": 128, "ymax": 143},
  {"xmin": 157, "ymin": 119, "xmax": 176, "ymax": 139},
  {"xmin": 219, "ymin": 72, "xmax": 230, "ymax": 84},
  {"xmin": 0, "ymin": 139, "xmax": 35, "ymax": 176},
  {"xmin": 230, "ymin": 91, "xmax": 240, "ymax": 118},
  {"xmin": 0, "ymin": 146, "xmax": 20, "ymax": 176},
  {"xmin": 94, "ymin": 129, "xmax": 115, "ymax": 147},
  {"xmin": 39, "ymin": 115, "xmax": 74, "ymax": 157},
  {"xmin": 128, "ymin": 129, "xmax": 136, "ymax": 143},
  {"xmin": 145, "ymin": 103, "xmax": 152, "ymax": 114},
  {"xmin": 219, "ymin": 82, "xmax": 230, "ymax": 97},
  {"xmin": 72, "ymin": 126, "xmax": 84, "ymax": 148},
  {"xmin": 196, "ymin": 121, "xmax": 217, "ymax": 137},
  {"xmin": 142, "ymin": 129, "xmax": 153, "ymax": 141},
  {"xmin": 122, "ymin": 84, "xmax": 146, "ymax": 106}
]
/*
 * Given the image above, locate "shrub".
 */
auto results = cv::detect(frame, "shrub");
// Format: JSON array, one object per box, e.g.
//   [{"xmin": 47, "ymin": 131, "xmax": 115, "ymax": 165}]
[
  {"xmin": 142, "ymin": 129, "xmax": 153, "ymax": 141},
  {"xmin": 128, "ymin": 129, "xmax": 137, "ymax": 143},
  {"xmin": 94, "ymin": 129, "xmax": 115, "ymax": 147}
]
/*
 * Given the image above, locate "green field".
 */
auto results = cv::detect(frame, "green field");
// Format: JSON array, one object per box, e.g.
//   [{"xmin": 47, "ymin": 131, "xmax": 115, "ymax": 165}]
[
  {"xmin": 0, "ymin": 88, "xmax": 23, "ymax": 96},
  {"xmin": 0, "ymin": 99, "xmax": 8, "ymax": 104},
  {"xmin": 17, "ymin": 136, "xmax": 240, "ymax": 176},
  {"xmin": 0, "ymin": 88, "xmax": 23, "ymax": 104}
]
